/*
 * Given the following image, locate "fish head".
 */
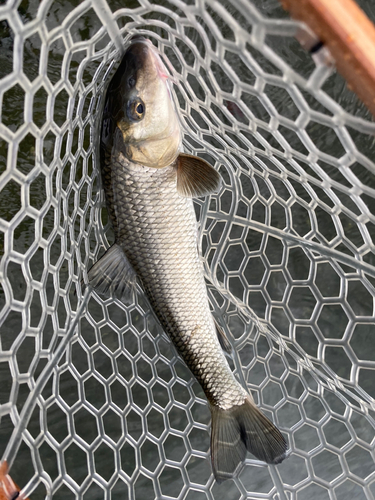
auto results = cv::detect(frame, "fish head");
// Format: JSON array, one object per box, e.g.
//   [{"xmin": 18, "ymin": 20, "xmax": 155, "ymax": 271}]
[{"xmin": 103, "ymin": 37, "xmax": 181, "ymax": 168}]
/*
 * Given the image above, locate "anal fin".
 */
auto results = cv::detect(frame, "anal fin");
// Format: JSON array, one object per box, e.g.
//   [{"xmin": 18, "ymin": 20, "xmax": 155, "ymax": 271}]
[
  {"xmin": 87, "ymin": 244, "xmax": 137, "ymax": 303},
  {"xmin": 214, "ymin": 318, "xmax": 232, "ymax": 354}
]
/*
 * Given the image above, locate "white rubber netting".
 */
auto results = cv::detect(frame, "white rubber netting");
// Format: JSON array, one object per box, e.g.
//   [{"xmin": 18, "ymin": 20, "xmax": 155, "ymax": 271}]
[{"xmin": 1, "ymin": 0, "xmax": 375, "ymax": 498}]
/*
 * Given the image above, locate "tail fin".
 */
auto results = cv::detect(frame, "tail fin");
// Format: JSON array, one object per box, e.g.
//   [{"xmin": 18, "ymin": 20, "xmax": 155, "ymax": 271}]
[{"xmin": 210, "ymin": 396, "xmax": 288, "ymax": 483}]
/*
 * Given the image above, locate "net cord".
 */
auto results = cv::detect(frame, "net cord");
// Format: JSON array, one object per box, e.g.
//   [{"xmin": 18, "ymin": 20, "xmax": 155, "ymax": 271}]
[
  {"xmin": 1, "ymin": 0, "xmax": 375, "ymax": 497},
  {"xmin": 199, "ymin": 165, "xmax": 375, "ymax": 411},
  {"xmin": 92, "ymin": 0, "xmax": 124, "ymax": 54},
  {"xmin": 1, "ymin": 288, "xmax": 92, "ymax": 475}
]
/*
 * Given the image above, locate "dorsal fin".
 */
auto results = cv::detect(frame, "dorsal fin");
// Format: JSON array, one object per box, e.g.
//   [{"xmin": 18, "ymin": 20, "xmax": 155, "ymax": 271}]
[{"xmin": 176, "ymin": 153, "xmax": 222, "ymax": 198}]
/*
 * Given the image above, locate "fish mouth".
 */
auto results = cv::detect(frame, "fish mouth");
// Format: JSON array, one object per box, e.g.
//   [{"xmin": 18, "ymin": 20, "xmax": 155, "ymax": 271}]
[{"xmin": 127, "ymin": 36, "xmax": 169, "ymax": 81}]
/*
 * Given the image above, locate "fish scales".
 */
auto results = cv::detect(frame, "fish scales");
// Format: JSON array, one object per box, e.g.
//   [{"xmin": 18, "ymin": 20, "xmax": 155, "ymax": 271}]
[
  {"xmin": 102, "ymin": 150, "xmax": 247, "ymax": 410},
  {"xmin": 88, "ymin": 37, "xmax": 288, "ymax": 482}
]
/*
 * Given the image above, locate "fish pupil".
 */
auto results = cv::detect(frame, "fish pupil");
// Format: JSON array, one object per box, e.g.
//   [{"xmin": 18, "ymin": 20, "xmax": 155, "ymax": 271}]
[{"xmin": 127, "ymin": 99, "xmax": 145, "ymax": 121}]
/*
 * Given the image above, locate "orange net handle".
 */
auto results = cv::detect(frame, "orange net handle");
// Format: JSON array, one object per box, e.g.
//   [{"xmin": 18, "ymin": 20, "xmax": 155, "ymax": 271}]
[{"xmin": 280, "ymin": 0, "xmax": 375, "ymax": 117}]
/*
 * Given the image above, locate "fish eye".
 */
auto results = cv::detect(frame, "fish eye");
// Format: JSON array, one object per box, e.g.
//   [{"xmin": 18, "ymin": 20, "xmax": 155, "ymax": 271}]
[{"xmin": 127, "ymin": 98, "xmax": 145, "ymax": 121}]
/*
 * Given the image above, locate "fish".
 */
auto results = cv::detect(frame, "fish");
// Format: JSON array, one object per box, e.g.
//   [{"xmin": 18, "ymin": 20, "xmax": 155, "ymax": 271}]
[
  {"xmin": 0, "ymin": 461, "xmax": 29, "ymax": 500},
  {"xmin": 87, "ymin": 36, "xmax": 288, "ymax": 482}
]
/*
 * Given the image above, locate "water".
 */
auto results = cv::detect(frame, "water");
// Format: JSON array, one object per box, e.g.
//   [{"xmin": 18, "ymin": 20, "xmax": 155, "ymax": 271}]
[{"xmin": 1, "ymin": 0, "xmax": 375, "ymax": 499}]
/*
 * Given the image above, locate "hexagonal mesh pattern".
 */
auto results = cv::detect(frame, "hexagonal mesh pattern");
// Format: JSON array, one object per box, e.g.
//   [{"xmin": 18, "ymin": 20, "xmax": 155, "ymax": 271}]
[{"xmin": 1, "ymin": 0, "xmax": 375, "ymax": 498}]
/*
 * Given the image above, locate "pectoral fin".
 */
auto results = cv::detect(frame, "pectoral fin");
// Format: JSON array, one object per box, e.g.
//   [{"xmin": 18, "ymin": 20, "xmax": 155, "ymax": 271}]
[
  {"xmin": 176, "ymin": 153, "xmax": 222, "ymax": 198},
  {"xmin": 87, "ymin": 244, "xmax": 137, "ymax": 303}
]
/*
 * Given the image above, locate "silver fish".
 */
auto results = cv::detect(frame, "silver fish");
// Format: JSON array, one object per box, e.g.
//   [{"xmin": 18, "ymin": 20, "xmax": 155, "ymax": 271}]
[{"xmin": 88, "ymin": 36, "xmax": 288, "ymax": 482}]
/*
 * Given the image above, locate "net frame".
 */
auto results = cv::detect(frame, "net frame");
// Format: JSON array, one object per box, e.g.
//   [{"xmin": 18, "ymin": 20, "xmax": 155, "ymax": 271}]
[
  {"xmin": 0, "ymin": 0, "xmax": 375, "ymax": 499},
  {"xmin": 280, "ymin": 0, "xmax": 375, "ymax": 117}
]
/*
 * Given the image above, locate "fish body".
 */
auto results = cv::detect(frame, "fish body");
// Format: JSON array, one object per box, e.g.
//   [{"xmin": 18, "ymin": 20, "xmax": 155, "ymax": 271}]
[
  {"xmin": 102, "ymin": 155, "xmax": 246, "ymax": 410},
  {"xmin": 88, "ymin": 37, "xmax": 288, "ymax": 481}
]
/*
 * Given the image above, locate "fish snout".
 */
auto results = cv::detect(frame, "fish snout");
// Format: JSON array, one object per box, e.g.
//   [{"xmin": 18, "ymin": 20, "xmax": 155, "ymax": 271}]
[{"xmin": 126, "ymin": 36, "xmax": 168, "ymax": 81}]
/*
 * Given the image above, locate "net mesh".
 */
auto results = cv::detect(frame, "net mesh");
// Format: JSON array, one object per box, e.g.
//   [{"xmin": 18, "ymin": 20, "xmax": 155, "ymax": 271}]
[{"xmin": 1, "ymin": 0, "xmax": 375, "ymax": 498}]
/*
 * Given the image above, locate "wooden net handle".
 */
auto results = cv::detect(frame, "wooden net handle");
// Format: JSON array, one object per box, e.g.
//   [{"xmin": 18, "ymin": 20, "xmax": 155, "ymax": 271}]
[{"xmin": 280, "ymin": 0, "xmax": 375, "ymax": 117}]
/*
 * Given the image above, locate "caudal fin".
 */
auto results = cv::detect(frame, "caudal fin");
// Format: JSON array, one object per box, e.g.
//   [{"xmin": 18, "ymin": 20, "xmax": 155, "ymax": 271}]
[{"xmin": 210, "ymin": 396, "xmax": 288, "ymax": 483}]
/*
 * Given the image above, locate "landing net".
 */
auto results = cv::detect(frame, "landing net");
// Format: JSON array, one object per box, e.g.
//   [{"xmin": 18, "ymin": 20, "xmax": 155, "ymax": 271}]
[{"xmin": 1, "ymin": 0, "xmax": 375, "ymax": 498}]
